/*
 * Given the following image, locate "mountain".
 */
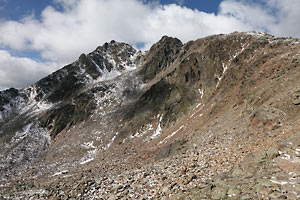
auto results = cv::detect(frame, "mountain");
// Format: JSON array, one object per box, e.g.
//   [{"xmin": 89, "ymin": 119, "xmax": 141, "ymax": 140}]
[{"xmin": 0, "ymin": 32, "xmax": 300, "ymax": 199}]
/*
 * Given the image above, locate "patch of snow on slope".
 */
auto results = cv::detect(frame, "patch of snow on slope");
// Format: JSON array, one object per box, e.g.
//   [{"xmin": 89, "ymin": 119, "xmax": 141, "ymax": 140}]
[
  {"xmin": 95, "ymin": 70, "xmax": 121, "ymax": 83},
  {"xmin": 79, "ymin": 142, "xmax": 97, "ymax": 165},
  {"xmin": 106, "ymin": 132, "xmax": 119, "ymax": 150},
  {"xmin": 151, "ymin": 115, "xmax": 163, "ymax": 139},
  {"xmin": 216, "ymin": 63, "xmax": 229, "ymax": 88},
  {"xmin": 7, "ymin": 86, "xmax": 54, "ymax": 116},
  {"xmin": 92, "ymin": 50, "xmax": 141, "ymax": 83},
  {"xmin": 198, "ymin": 89, "xmax": 204, "ymax": 98},
  {"xmin": 189, "ymin": 103, "xmax": 204, "ymax": 119},
  {"xmin": 222, "ymin": 63, "xmax": 228, "ymax": 74},
  {"xmin": 216, "ymin": 75, "xmax": 222, "ymax": 88},
  {"xmin": 33, "ymin": 101, "xmax": 53, "ymax": 113},
  {"xmin": 9, "ymin": 122, "xmax": 51, "ymax": 147},
  {"xmin": 270, "ymin": 179, "xmax": 288, "ymax": 185},
  {"xmin": 93, "ymin": 84, "xmax": 122, "ymax": 114},
  {"xmin": 91, "ymin": 59, "xmax": 104, "ymax": 74},
  {"xmin": 79, "ymin": 150, "xmax": 96, "ymax": 165},
  {"xmin": 23, "ymin": 86, "xmax": 54, "ymax": 114},
  {"xmin": 105, "ymin": 53, "xmax": 117, "ymax": 68},
  {"xmin": 52, "ymin": 170, "xmax": 68, "ymax": 177},
  {"xmin": 159, "ymin": 125, "xmax": 185, "ymax": 144},
  {"xmin": 0, "ymin": 122, "xmax": 51, "ymax": 171},
  {"xmin": 130, "ymin": 124, "xmax": 154, "ymax": 139},
  {"xmin": 246, "ymin": 31, "xmax": 267, "ymax": 37},
  {"xmin": 78, "ymin": 65, "xmax": 94, "ymax": 82},
  {"xmin": 81, "ymin": 141, "xmax": 96, "ymax": 149},
  {"xmin": 11, "ymin": 123, "xmax": 33, "ymax": 144},
  {"xmin": 125, "ymin": 51, "xmax": 141, "ymax": 70},
  {"xmin": 216, "ymin": 41, "xmax": 249, "ymax": 88},
  {"xmin": 281, "ymin": 153, "xmax": 291, "ymax": 161}
]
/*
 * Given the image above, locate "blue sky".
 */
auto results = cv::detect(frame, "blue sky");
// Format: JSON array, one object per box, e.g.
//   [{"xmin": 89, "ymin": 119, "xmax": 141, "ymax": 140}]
[
  {"xmin": 0, "ymin": 0, "xmax": 223, "ymax": 20},
  {"xmin": 0, "ymin": 0, "xmax": 299, "ymax": 90},
  {"xmin": 0, "ymin": 0, "xmax": 50, "ymax": 20}
]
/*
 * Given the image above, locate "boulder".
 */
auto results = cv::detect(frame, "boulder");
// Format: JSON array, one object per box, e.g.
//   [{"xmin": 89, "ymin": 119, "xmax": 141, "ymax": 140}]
[{"xmin": 292, "ymin": 90, "xmax": 300, "ymax": 105}]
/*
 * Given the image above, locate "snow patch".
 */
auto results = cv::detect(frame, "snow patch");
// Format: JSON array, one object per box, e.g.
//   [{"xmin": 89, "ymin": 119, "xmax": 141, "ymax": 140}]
[
  {"xmin": 130, "ymin": 124, "xmax": 154, "ymax": 139},
  {"xmin": 52, "ymin": 170, "xmax": 68, "ymax": 176},
  {"xmin": 78, "ymin": 66, "xmax": 94, "ymax": 81},
  {"xmin": 222, "ymin": 63, "xmax": 228, "ymax": 74},
  {"xmin": 216, "ymin": 75, "xmax": 222, "ymax": 88},
  {"xmin": 79, "ymin": 149, "xmax": 97, "ymax": 165},
  {"xmin": 189, "ymin": 103, "xmax": 204, "ymax": 119},
  {"xmin": 106, "ymin": 132, "xmax": 119, "ymax": 149},
  {"xmin": 270, "ymin": 179, "xmax": 288, "ymax": 185},
  {"xmin": 1, "ymin": 122, "xmax": 51, "ymax": 170},
  {"xmin": 80, "ymin": 157, "xmax": 95, "ymax": 165},
  {"xmin": 281, "ymin": 153, "xmax": 291, "ymax": 160},
  {"xmin": 0, "ymin": 85, "xmax": 55, "ymax": 118},
  {"xmin": 11, "ymin": 123, "xmax": 33, "ymax": 144},
  {"xmin": 33, "ymin": 100, "xmax": 53, "ymax": 114},
  {"xmin": 150, "ymin": 115, "xmax": 163, "ymax": 139},
  {"xmin": 81, "ymin": 141, "xmax": 96, "ymax": 149},
  {"xmin": 91, "ymin": 59, "xmax": 104, "ymax": 74},
  {"xmin": 198, "ymin": 89, "xmax": 204, "ymax": 98},
  {"xmin": 246, "ymin": 31, "xmax": 266, "ymax": 37},
  {"xmin": 216, "ymin": 63, "xmax": 229, "ymax": 88},
  {"xmin": 139, "ymin": 83, "xmax": 147, "ymax": 90},
  {"xmin": 159, "ymin": 125, "xmax": 185, "ymax": 144}
]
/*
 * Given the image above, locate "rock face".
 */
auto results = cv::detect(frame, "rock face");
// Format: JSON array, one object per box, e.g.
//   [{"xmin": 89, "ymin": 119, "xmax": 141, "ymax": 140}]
[
  {"xmin": 140, "ymin": 36, "xmax": 183, "ymax": 81},
  {"xmin": 0, "ymin": 32, "xmax": 300, "ymax": 199}
]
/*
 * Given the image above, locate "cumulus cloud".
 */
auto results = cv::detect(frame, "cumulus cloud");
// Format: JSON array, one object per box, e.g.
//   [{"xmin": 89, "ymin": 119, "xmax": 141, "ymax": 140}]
[
  {"xmin": 219, "ymin": 0, "xmax": 275, "ymax": 32},
  {"xmin": 265, "ymin": 0, "xmax": 300, "ymax": 37},
  {"xmin": 0, "ymin": 0, "xmax": 252, "ymax": 63},
  {"xmin": 0, "ymin": 50, "xmax": 59, "ymax": 90},
  {"xmin": 0, "ymin": 0, "xmax": 299, "ymax": 90},
  {"xmin": 219, "ymin": 0, "xmax": 300, "ymax": 37}
]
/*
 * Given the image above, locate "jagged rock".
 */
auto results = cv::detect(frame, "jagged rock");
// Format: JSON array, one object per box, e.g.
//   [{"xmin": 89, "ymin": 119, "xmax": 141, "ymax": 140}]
[
  {"xmin": 141, "ymin": 36, "xmax": 183, "ymax": 81},
  {"xmin": 292, "ymin": 90, "xmax": 300, "ymax": 105},
  {"xmin": 265, "ymin": 147, "xmax": 279, "ymax": 159}
]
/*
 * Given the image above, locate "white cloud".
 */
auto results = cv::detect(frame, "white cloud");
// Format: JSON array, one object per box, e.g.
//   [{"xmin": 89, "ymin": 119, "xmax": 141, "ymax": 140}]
[
  {"xmin": 219, "ymin": 0, "xmax": 275, "ymax": 32},
  {"xmin": 0, "ymin": 50, "xmax": 59, "ymax": 90},
  {"xmin": 265, "ymin": 0, "xmax": 300, "ymax": 37},
  {"xmin": 219, "ymin": 0, "xmax": 300, "ymax": 37},
  {"xmin": 0, "ymin": 0, "xmax": 299, "ymax": 90}
]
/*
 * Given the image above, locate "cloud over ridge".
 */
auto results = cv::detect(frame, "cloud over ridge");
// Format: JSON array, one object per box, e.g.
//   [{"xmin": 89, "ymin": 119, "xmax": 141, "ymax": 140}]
[{"xmin": 0, "ymin": 0, "xmax": 299, "ymax": 90}]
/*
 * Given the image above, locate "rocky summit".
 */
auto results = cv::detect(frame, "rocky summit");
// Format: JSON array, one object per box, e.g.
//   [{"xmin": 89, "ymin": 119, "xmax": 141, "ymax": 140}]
[{"xmin": 0, "ymin": 32, "xmax": 300, "ymax": 199}]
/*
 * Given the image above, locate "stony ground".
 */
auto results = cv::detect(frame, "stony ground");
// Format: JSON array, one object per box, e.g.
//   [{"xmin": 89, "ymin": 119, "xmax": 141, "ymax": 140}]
[{"xmin": 2, "ymin": 106, "xmax": 300, "ymax": 200}]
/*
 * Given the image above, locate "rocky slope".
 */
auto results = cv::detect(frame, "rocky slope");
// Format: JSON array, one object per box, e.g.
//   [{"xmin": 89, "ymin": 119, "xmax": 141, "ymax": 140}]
[{"xmin": 0, "ymin": 32, "xmax": 300, "ymax": 199}]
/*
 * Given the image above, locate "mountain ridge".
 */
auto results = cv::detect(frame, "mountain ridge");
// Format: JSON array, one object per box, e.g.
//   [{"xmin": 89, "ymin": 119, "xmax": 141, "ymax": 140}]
[{"xmin": 1, "ymin": 31, "xmax": 300, "ymax": 199}]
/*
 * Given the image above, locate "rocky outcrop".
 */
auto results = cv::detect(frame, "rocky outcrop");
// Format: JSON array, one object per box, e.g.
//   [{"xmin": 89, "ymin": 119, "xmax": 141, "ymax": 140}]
[{"xmin": 140, "ymin": 36, "xmax": 182, "ymax": 81}]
